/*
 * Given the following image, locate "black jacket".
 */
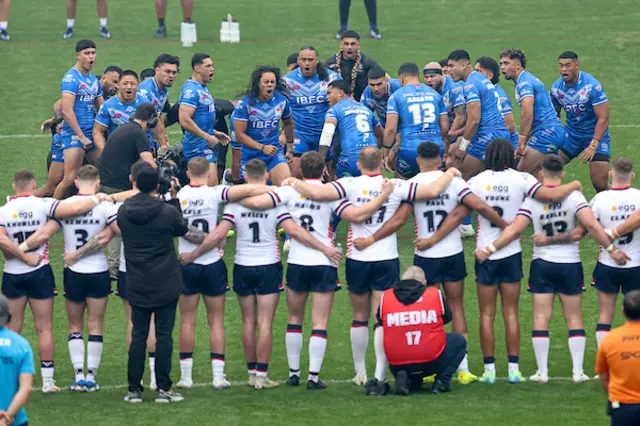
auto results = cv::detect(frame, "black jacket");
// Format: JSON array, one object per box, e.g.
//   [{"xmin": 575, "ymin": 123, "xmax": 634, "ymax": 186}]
[
  {"xmin": 117, "ymin": 193, "xmax": 188, "ymax": 308},
  {"xmin": 377, "ymin": 279, "xmax": 452, "ymax": 325},
  {"xmin": 325, "ymin": 53, "xmax": 379, "ymax": 101}
]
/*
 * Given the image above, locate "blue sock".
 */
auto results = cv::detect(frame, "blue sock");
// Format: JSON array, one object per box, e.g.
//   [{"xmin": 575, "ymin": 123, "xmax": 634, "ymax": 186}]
[{"xmin": 462, "ymin": 215, "xmax": 472, "ymax": 226}]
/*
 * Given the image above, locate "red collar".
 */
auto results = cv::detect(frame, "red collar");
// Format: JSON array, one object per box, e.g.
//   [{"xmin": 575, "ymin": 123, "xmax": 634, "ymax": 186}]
[
  {"xmin": 366, "ymin": 173, "xmax": 382, "ymax": 177},
  {"xmin": 611, "ymin": 186, "xmax": 631, "ymax": 191},
  {"xmin": 76, "ymin": 193, "xmax": 95, "ymax": 196},
  {"xmin": 188, "ymin": 184, "xmax": 206, "ymax": 187}
]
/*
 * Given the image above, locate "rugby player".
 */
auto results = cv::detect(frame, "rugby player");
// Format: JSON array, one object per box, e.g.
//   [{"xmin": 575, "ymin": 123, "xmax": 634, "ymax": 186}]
[
  {"xmin": 25, "ymin": 166, "xmax": 118, "ymax": 392},
  {"xmin": 423, "ymin": 62, "xmax": 466, "ymax": 143},
  {"xmin": 282, "ymin": 146, "xmax": 461, "ymax": 389},
  {"xmin": 63, "ymin": 0, "xmax": 110, "ymax": 39},
  {"xmin": 54, "ymin": 39, "xmax": 104, "ymax": 200},
  {"xmin": 174, "ymin": 157, "xmax": 273, "ymax": 390},
  {"xmin": 93, "ymin": 70, "xmax": 143, "ymax": 152},
  {"xmin": 0, "ymin": 0, "xmax": 10, "ymax": 41},
  {"xmin": 154, "ymin": 0, "xmax": 193, "ymax": 38},
  {"xmin": 282, "ymin": 46, "xmax": 341, "ymax": 178},
  {"xmin": 181, "ymin": 159, "xmax": 342, "ymax": 389},
  {"xmin": 550, "ymin": 51, "xmax": 611, "ymax": 192},
  {"xmin": 318, "ymin": 80, "xmax": 383, "ymax": 178},
  {"xmin": 336, "ymin": 0, "xmax": 381, "ymax": 39},
  {"xmin": 360, "ymin": 67, "xmax": 401, "ymax": 129},
  {"xmin": 446, "ymin": 49, "xmax": 510, "ymax": 180},
  {"xmin": 234, "ymin": 65, "xmax": 293, "ymax": 186},
  {"xmin": 1, "ymin": 169, "xmax": 113, "ymax": 393},
  {"xmin": 500, "ymin": 48, "xmax": 565, "ymax": 174},
  {"xmin": 98, "ymin": 65, "xmax": 121, "ymax": 100},
  {"xmin": 382, "ymin": 63, "xmax": 449, "ymax": 180},
  {"xmin": 286, "ymin": 53, "xmax": 298, "ymax": 72},
  {"xmin": 35, "ymin": 120, "xmax": 65, "ymax": 198},
  {"xmin": 476, "ymin": 155, "xmax": 628, "ymax": 384}
]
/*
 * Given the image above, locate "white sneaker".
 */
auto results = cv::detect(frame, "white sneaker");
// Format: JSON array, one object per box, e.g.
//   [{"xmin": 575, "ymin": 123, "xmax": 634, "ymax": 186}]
[
  {"xmin": 594, "ymin": 374, "xmax": 600, "ymax": 380},
  {"xmin": 176, "ymin": 378, "xmax": 193, "ymax": 389},
  {"xmin": 213, "ymin": 377, "xmax": 231, "ymax": 389},
  {"xmin": 573, "ymin": 373, "xmax": 590, "ymax": 383},
  {"xmin": 255, "ymin": 376, "xmax": 279, "ymax": 389},
  {"xmin": 529, "ymin": 371, "xmax": 549, "ymax": 384},
  {"xmin": 283, "ymin": 239, "xmax": 291, "ymax": 252},
  {"xmin": 150, "ymin": 380, "xmax": 157, "ymax": 391},
  {"xmin": 459, "ymin": 224, "xmax": 476, "ymax": 238},
  {"xmin": 42, "ymin": 382, "xmax": 61, "ymax": 393},
  {"xmin": 248, "ymin": 374, "xmax": 256, "ymax": 387},
  {"xmin": 352, "ymin": 373, "xmax": 367, "ymax": 386}
]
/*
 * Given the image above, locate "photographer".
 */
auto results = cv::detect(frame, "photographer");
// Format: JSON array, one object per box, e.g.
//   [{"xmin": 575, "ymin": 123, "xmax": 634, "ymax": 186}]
[
  {"xmin": 98, "ymin": 102, "xmax": 157, "ymax": 279},
  {"xmin": 118, "ymin": 163, "xmax": 187, "ymax": 404}
]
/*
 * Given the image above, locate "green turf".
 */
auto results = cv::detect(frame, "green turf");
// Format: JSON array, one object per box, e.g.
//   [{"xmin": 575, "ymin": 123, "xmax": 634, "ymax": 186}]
[{"xmin": 1, "ymin": 0, "xmax": 639, "ymax": 424}]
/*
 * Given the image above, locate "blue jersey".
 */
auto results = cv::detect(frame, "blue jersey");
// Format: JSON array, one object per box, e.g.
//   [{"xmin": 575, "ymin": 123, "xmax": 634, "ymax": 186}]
[
  {"xmin": 462, "ymin": 71, "xmax": 508, "ymax": 135},
  {"xmin": 386, "ymin": 83, "xmax": 448, "ymax": 147},
  {"xmin": 550, "ymin": 71, "xmax": 609, "ymax": 139},
  {"xmin": 514, "ymin": 70, "xmax": 562, "ymax": 131},
  {"xmin": 138, "ymin": 77, "xmax": 169, "ymax": 146},
  {"xmin": 234, "ymin": 92, "xmax": 291, "ymax": 147},
  {"xmin": 495, "ymin": 84, "xmax": 513, "ymax": 116},
  {"xmin": 60, "ymin": 67, "xmax": 103, "ymax": 138},
  {"xmin": 361, "ymin": 78, "xmax": 401, "ymax": 127},
  {"xmin": 95, "ymin": 94, "xmax": 144, "ymax": 134},
  {"xmin": 282, "ymin": 68, "xmax": 341, "ymax": 144},
  {"xmin": 0, "ymin": 328, "xmax": 35, "ymax": 426},
  {"xmin": 178, "ymin": 79, "xmax": 216, "ymax": 154},
  {"xmin": 440, "ymin": 76, "xmax": 465, "ymax": 128},
  {"xmin": 326, "ymin": 98, "xmax": 380, "ymax": 158}
]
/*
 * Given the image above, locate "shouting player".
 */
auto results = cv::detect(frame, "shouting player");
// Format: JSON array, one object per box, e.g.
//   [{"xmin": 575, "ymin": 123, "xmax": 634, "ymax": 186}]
[
  {"xmin": 500, "ymin": 49, "xmax": 565, "ymax": 174},
  {"xmin": 361, "ymin": 67, "xmax": 401, "ymax": 129},
  {"xmin": 476, "ymin": 155, "xmax": 628, "ymax": 384},
  {"xmin": 54, "ymin": 39, "xmax": 104, "ymax": 200},
  {"xmin": 423, "ymin": 62, "xmax": 466, "ymax": 143},
  {"xmin": 383, "ymin": 63, "xmax": 449, "ymax": 180},
  {"xmin": 282, "ymin": 46, "xmax": 341, "ymax": 178},
  {"xmin": 550, "ymin": 51, "xmax": 611, "ymax": 192},
  {"xmin": 234, "ymin": 65, "xmax": 293, "ymax": 186}
]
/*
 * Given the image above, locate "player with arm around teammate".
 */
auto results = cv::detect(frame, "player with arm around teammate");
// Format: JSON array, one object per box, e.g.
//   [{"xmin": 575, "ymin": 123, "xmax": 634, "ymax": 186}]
[{"xmin": 476, "ymin": 155, "xmax": 628, "ymax": 384}]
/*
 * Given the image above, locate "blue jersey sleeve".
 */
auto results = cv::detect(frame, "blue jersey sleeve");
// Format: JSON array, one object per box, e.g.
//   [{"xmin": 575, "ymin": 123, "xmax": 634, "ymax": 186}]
[
  {"xmin": 386, "ymin": 94, "xmax": 399, "ymax": 115},
  {"xmin": 179, "ymin": 85, "xmax": 199, "ymax": 109},
  {"xmin": 96, "ymin": 81, "xmax": 104, "ymax": 99},
  {"xmin": 550, "ymin": 82, "xmax": 562, "ymax": 110},
  {"xmin": 590, "ymin": 81, "xmax": 608, "ymax": 106},
  {"xmin": 61, "ymin": 72, "xmax": 79, "ymax": 96},
  {"xmin": 451, "ymin": 85, "xmax": 465, "ymax": 109},
  {"xmin": 282, "ymin": 98, "xmax": 292, "ymax": 119},
  {"xmin": 233, "ymin": 101, "xmax": 249, "ymax": 122},
  {"xmin": 463, "ymin": 83, "xmax": 480, "ymax": 104},
  {"xmin": 325, "ymin": 106, "xmax": 338, "ymax": 122},
  {"xmin": 95, "ymin": 103, "xmax": 111, "ymax": 127},
  {"xmin": 516, "ymin": 78, "xmax": 534, "ymax": 100},
  {"xmin": 437, "ymin": 96, "xmax": 447, "ymax": 116}
]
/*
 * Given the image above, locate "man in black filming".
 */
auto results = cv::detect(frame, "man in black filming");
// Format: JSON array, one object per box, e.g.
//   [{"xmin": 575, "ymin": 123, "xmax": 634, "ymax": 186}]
[{"xmin": 118, "ymin": 163, "xmax": 188, "ymax": 404}]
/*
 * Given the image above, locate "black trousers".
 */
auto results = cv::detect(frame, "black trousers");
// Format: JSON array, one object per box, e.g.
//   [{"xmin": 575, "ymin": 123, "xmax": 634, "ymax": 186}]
[
  {"xmin": 611, "ymin": 403, "xmax": 640, "ymax": 426},
  {"xmin": 128, "ymin": 299, "xmax": 178, "ymax": 392},
  {"xmin": 389, "ymin": 332, "xmax": 467, "ymax": 388}
]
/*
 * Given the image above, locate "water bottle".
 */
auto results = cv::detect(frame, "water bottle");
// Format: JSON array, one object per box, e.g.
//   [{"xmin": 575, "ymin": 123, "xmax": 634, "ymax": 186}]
[
  {"xmin": 229, "ymin": 18, "xmax": 240, "ymax": 43},
  {"xmin": 220, "ymin": 15, "xmax": 231, "ymax": 43}
]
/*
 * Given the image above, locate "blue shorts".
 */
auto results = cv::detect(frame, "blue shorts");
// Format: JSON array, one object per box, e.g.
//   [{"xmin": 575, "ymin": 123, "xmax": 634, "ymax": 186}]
[
  {"xmin": 184, "ymin": 147, "xmax": 217, "ymax": 163},
  {"xmin": 414, "ymin": 252, "xmax": 466, "ymax": 284},
  {"xmin": 231, "ymin": 140, "xmax": 242, "ymax": 150},
  {"xmin": 116, "ymin": 270, "xmax": 127, "ymax": 299},
  {"xmin": 560, "ymin": 132, "xmax": 610, "ymax": 161},
  {"xmin": 240, "ymin": 149, "xmax": 287, "ymax": 178},
  {"xmin": 528, "ymin": 259, "xmax": 584, "ymax": 295},
  {"xmin": 286, "ymin": 264, "xmax": 340, "ymax": 293},
  {"xmin": 346, "ymin": 258, "xmax": 400, "ymax": 294},
  {"xmin": 64, "ymin": 268, "xmax": 112, "ymax": 302},
  {"xmin": 2, "ymin": 264, "xmax": 56, "ymax": 300},
  {"xmin": 181, "ymin": 259, "xmax": 229, "ymax": 297},
  {"xmin": 233, "ymin": 262, "xmax": 284, "ymax": 296},
  {"xmin": 51, "ymin": 134, "xmax": 64, "ymax": 163},
  {"xmin": 591, "ymin": 263, "xmax": 640, "ymax": 294},
  {"xmin": 396, "ymin": 143, "xmax": 444, "ymax": 179},
  {"xmin": 61, "ymin": 133, "xmax": 96, "ymax": 152},
  {"xmin": 336, "ymin": 156, "xmax": 361, "ymax": 178},
  {"xmin": 475, "ymin": 252, "xmax": 523, "ymax": 285},
  {"xmin": 510, "ymin": 132, "xmax": 519, "ymax": 149},
  {"xmin": 467, "ymin": 130, "xmax": 511, "ymax": 160},
  {"xmin": 526, "ymin": 126, "xmax": 565, "ymax": 154},
  {"xmin": 293, "ymin": 137, "xmax": 319, "ymax": 156}
]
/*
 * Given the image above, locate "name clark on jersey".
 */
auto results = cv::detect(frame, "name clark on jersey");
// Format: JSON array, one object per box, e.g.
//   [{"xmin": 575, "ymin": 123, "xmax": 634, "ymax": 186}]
[{"xmin": 387, "ymin": 309, "xmax": 439, "ymax": 327}]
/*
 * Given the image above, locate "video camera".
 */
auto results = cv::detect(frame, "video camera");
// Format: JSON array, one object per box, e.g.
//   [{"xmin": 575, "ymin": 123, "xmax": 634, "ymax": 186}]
[{"xmin": 156, "ymin": 143, "xmax": 188, "ymax": 194}]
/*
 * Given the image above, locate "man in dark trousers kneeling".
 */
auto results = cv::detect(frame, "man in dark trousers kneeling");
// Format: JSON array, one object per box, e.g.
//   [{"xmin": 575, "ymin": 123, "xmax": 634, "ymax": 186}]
[
  {"xmin": 118, "ymin": 163, "xmax": 189, "ymax": 404},
  {"xmin": 371, "ymin": 266, "xmax": 467, "ymax": 396}
]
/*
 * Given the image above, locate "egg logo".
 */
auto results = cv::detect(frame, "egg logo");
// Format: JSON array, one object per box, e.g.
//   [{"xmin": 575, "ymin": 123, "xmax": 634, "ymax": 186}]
[{"xmin": 612, "ymin": 206, "xmax": 617, "ymax": 212}]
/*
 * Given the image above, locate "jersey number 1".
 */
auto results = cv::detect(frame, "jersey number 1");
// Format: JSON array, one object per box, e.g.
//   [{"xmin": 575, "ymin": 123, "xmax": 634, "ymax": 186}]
[{"xmin": 249, "ymin": 222, "xmax": 261, "ymax": 243}]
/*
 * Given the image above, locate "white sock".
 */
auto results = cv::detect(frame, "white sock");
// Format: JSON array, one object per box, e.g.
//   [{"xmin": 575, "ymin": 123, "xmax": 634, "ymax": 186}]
[
  {"xmin": 532, "ymin": 333, "xmax": 550, "ymax": 375},
  {"xmin": 484, "ymin": 363, "xmax": 496, "ymax": 373},
  {"xmin": 286, "ymin": 326, "xmax": 303, "ymax": 377},
  {"xmin": 508, "ymin": 362, "xmax": 519, "ymax": 374},
  {"xmin": 0, "ymin": 22, "xmax": 7, "ymax": 31},
  {"xmin": 67, "ymin": 19, "xmax": 75, "ymax": 29},
  {"xmin": 149, "ymin": 355, "xmax": 157, "ymax": 385},
  {"xmin": 308, "ymin": 331, "xmax": 327, "ymax": 383},
  {"xmin": 350, "ymin": 322, "xmax": 369, "ymax": 377},
  {"xmin": 458, "ymin": 354, "xmax": 469, "ymax": 373},
  {"xmin": 86, "ymin": 335, "xmax": 103, "ymax": 383},
  {"xmin": 568, "ymin": 331, "xmax": 586, "ymax": 376},
  {"xmin": 596, "ymin": 326, "xmax": 610, "ymax": 348},
  {"xmin": 41, "ymin": 360, "xmax": 54, "ymax": 387},
  {"xmin": 211, "ymin": 355, "xmax": 225, "ymax": 381},
  {"xmin": 99, "ymin": 18, "xmax": 107, "ymax": 28},
  {"xmin": 68, "ymin": 333, "xmax": 85, "ymax": 382},
  {"xmin": 373, "ymin": 326, "xmax": 387, "ymax": 382},
  {"xmin": 179, "ymin": 356, "xmax": 193, "ymax": 382}
]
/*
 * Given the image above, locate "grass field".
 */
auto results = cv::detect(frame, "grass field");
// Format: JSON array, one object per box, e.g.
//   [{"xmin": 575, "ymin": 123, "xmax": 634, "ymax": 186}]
[{"xmin": 1, "ymin": 0, "xmax": 640, "ymax": 424}]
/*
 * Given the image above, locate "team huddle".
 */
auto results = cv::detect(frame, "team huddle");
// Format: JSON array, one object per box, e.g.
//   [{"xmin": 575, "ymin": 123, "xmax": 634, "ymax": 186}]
[{"xmin": 2, "ymin": 32, "xmax": 639, "ymax": 403}]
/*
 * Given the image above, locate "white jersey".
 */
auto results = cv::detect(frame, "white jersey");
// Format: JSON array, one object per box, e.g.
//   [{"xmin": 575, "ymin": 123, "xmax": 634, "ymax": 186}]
[
  {"xmin": 410, "ymin": 172, "xmax": 471, "ymax": 258},
  {"xmin": 469, "ymin": 169, "xmax": 542, "ymax": 260},
  {"xmin": 177, "ymin": 184, "xmax": 230, "ymax": 265},
  {"xmin": 590, "ymin": 187, "xmax": 640, "ymax": 268},
  {"xmin": 271, "ymin": 181, "xmax": 351, "ymax": 267},
  {"xmin": 518, "ymin": 190, "xmax": 588, "ymax": 263},
  {"xmin": 60, "ymin": 195, "xmax": 118, "ymax": 274},
  {"xmin": 331, "ymin": 174, "xmax": 417, "ymax": 262},
  {"xmin": 0, "ymin": 196, "xmax": 59, "ymax": 274},
  {"xmin": 223, "ymin": 202, "xmax": 291, "ymax": 267}
]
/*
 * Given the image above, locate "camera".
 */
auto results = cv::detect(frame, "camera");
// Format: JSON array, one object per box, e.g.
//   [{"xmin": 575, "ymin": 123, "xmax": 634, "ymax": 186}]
[{"xmin": 156, "ymin": 143, "xmax": 188, "ymax": 194}]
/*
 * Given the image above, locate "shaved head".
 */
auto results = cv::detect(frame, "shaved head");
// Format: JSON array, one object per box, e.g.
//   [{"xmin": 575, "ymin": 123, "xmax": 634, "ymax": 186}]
[
  {"xmin": 423, "ymin": 61, "xmax": 445, "ymax": 92},
  {"xmin": 423, "ymin": 62, "xmax": 442, "ymax": 71}
]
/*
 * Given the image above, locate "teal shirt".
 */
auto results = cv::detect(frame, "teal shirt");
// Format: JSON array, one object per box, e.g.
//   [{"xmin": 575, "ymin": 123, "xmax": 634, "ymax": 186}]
[{"xmin": 0, "ymin": 328, "xmax": 35, "ymax": 426}]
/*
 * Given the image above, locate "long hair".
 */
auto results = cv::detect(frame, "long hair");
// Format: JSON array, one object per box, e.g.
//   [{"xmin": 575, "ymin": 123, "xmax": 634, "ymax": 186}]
[
  {"xmin": 240, "ymin": 65, "xmax": 289, "ymax": 105},
  {"xmin": 484, "ymin": 138, "xmax": 515, "ymax": 171},
  {"xmin": 299, "ymin": 46, "xmax": 330, "ymax": 81}
]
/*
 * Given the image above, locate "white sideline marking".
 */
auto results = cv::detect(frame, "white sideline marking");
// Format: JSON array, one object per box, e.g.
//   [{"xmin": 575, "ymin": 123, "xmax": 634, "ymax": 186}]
[{"xmin": 35, "ymin": 376, "xmax": 579, "ymax": 391}]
